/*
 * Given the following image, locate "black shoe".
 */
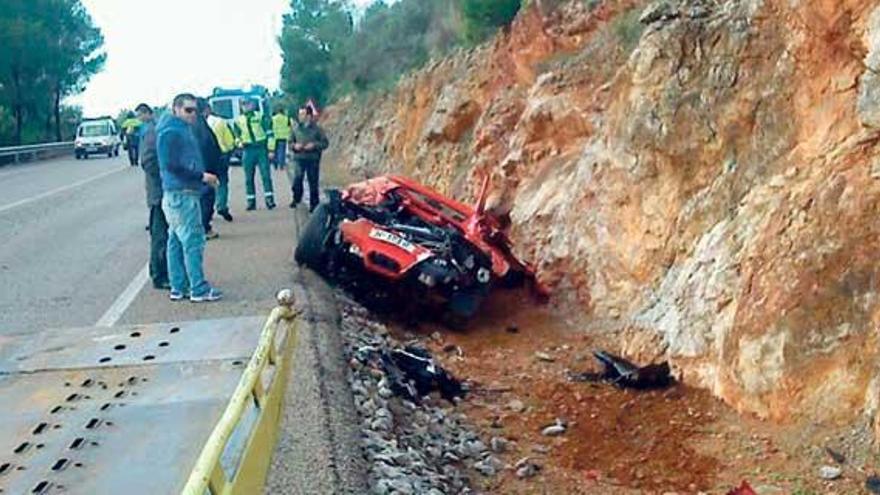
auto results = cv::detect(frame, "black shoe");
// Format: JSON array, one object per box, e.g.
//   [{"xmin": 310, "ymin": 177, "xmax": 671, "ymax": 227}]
[
  {"xmin": 289, "ymin": 200, "xmax": 298, "ymax": 209},
  {"xmin": 218, "ymin": 209, "xmax": 233, "ymax": 222},
  {"xmin": 267, "ymin": 201, "xmax": 276, "ymax": 210},
  {"xmin": 153, "ymin": 281, "xmax": 171, "ymax": 290},
  {"xmin": 246, "ymin": 204, "xmax": 256, "ymax": 211}
]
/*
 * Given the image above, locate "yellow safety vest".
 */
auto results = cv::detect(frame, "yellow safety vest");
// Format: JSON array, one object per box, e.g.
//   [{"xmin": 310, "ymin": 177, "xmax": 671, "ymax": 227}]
[
  {"xmin": 235, "ymin": 112, "xmax": 269, "ymax": 146},
  {"xmin": 208, "ymin": 115, "xmax": 236, "ymax": 154},
  {"xmin": 272, "ymin": 114, "xmax": 291, "ymax": 140},
  {"xmin": 121, "ymin": 118, "xmax": 141, "ymax": 135}
]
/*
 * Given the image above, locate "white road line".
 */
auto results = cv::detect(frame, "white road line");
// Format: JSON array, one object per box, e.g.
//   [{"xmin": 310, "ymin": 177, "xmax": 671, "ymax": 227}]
[
  {"xmin": 0, "ymin": 167, "xmax": 125, "ymax": 214},
  {"xmin": 95, "ymin": 263, "xmax": 149, "ymax": 327}
]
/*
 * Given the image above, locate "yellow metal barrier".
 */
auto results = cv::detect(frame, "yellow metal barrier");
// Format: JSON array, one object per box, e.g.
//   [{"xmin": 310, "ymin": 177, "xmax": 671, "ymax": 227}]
[{"xmin": 181, "ymin": 304, "xmax": 299, "ymax": 495}]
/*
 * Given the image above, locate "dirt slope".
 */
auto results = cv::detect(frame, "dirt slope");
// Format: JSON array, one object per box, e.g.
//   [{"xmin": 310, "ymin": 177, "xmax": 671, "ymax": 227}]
[{"xmin": 322, "ymin": 0, "xmax": 880, "ymax": 442}]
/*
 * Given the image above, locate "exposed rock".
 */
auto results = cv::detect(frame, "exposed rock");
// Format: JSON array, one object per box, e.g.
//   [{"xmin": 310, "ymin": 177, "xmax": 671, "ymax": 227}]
[
  {"xmin": 534, "ymin": 351, "xmax": 555, "ymax": 362},
  {"xmin": 541, "ymin": 423, "xmax": 566, "ymax": 437},
  {"xmin": 490, "ymin": 436, "xmax": 509, "ymax": 453},
  {"xmin": 323, "ymin": 0, "xmax": 880, "ymax": 441},
  {"xmin": 339, "ymin": 294, "xmax": 486, "ymax": 493},
  {"xmin": 507, "ymin": 399, "xmax": 527, "ymax": 413},
  {"xmin": 819, "ymin": 465, "xmax": 843, "ymax": 480}
]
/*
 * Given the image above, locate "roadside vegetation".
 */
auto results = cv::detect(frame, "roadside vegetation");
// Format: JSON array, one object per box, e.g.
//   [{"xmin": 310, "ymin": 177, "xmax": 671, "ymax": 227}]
[
  {"xmin": 279, "ymin": 0, "xmax": 523, "ymax": 106},
  {"xmin": 0, "ymin": 0, "xmax": 105, "ymax": 146}
]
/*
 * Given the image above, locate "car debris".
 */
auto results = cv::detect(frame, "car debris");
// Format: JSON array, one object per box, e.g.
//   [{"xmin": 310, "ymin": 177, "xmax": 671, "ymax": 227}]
[
  {"xmin": 569, "ymin": 350, "xmax": 673, "ymax": 390},
  {"xmin": 825, "ymin": 446, "xmax": 846, "ymax": 464},
  {"xmin": 354, "ymin": 344, "xmax": 465, "ymax": 403},
  {"xmin": 294, "ymin": 175, "xmax": 548, "ymax": 326}
]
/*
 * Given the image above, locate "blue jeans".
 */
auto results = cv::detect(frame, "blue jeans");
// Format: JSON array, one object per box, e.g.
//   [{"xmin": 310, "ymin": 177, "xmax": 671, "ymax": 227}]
[
  {"xmin": 273, "ymin": 140, "xmax": 287, "ymax": 169},
  {"xmin": 162, "ymin": 190, "xmax": 209, "ymax": 297}
]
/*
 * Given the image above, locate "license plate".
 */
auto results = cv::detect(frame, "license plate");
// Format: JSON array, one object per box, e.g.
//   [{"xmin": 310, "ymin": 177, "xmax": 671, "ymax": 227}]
[
  {"xmin": 86, "ymin": 147, "xmax": 98, "ymax": 152},
  {"xmin": 369, "ymin": 229, "xmax": 416, "ymax": 253}
]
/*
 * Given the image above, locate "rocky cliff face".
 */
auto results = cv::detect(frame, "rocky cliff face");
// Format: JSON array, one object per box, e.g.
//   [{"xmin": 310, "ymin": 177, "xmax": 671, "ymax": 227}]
[{"xmin": 322, "ymin": 0, "xmax": 880, "ymax": 436}]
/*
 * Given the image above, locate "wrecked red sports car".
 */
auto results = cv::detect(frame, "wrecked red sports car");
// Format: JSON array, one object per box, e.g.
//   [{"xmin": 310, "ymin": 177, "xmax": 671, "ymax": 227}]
[{"xmin": 295, "ymin": 175, "xmax": 546, "ymax": 325}]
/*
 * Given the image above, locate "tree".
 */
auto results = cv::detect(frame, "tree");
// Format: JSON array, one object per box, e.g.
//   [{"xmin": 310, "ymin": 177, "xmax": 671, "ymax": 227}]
[
  {"xmin": 277, "ymin": 0, "xmax": 519, "ymax": 105},
  {"xmin": 44, "ymin": 0, "xmax": 106, "ymax": 141},
  {"xmin": 279, "ymin": 0, "xmax": 353, "ymax": 106},
  {"xmin": 459, "ymin": 0, "xmax": 521, "ymax": 44},
  {"xmin": 0, "ymin": 0, "xmax": 104, "ymax": 145}
]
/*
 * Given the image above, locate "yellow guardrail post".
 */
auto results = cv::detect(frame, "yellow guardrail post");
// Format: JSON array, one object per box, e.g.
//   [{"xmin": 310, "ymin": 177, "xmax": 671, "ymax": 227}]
[{"xmin": 181, "ymin": 290, "xmax": 300, "ymax": 495}]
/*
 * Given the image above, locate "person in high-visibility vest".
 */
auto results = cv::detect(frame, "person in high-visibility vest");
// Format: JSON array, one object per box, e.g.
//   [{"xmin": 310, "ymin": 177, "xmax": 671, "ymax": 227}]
[
  {"xmin": 121, "ymin": 112, "xmax": 142, "ymax": 166},
  {"xmin": 269, "ymin": 107, "xmax": 292, "ymax": 171},
  {"xmin": 206, "ymin": 105, "xmax": 236, "ymax": 222},
  {"xmin": 233, "ymin": 99, "xmax": 275, "ymax": 210}
]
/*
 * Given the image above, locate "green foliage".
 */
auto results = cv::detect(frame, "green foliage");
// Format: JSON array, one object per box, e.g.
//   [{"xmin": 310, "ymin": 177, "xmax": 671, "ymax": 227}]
[
  {"xmin": 279, "ymin": 0, "xmax": 353, "ymax": 106},
  {"xmin": 612, "ymin": 6, "xmax": 645, "ymax": 54},
  {"xmin": 279, "ymin": 0, "xmax": 519, "ymax": 105},
  {"xmin": 459, "ymin": 0, "xmax": 521, "ymax": 44},
  {"xmin": 332, "ymin": 1, "xmax": 460, "ymax": 97},
  {"xmin": 0, "ymin": 0, "xmax": 105, "ymax": 145}
]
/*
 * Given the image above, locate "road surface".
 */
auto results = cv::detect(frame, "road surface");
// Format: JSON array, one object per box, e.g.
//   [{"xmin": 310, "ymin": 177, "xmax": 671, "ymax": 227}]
[{"xmin": 0, "ymin": 154, "xmax": 367, "ymax": 493}]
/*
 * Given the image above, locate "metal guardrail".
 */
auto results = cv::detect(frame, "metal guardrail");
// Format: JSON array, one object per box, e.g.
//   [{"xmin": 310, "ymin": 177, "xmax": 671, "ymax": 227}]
[
  {"xmin": 0, "ymin": 142, "xmax": 74, "ymax": 164},
  {"xmin": 182, "ymin": 303, "xmax": 300, "ymax": 495}
]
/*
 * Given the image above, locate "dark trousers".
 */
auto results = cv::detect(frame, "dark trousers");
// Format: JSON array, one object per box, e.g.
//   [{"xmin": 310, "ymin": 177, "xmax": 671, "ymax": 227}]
[
  {"xmin": 292, "ymin": 159, "xmax": 320, "ymax": 210},
  {"xmin": 201, "ymin": 187, "xmax": 216, "ymax": 233},
  {"xmin": 128, "ymin": 143, "xmax": 139, "ymax": 166},
  {"xmin": 149, "ymin": 204, "xmax": 169, "ymax": 286}
]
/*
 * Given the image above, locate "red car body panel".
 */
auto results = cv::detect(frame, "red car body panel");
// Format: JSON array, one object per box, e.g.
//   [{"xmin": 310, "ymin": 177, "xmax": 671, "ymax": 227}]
[
  {"xmin": 339, "ymin": 218, "xmax": 433, "ymax": 280},
  {"xmin": 341, "ymin": 175, "xmax": 548, "ymax": 296}
]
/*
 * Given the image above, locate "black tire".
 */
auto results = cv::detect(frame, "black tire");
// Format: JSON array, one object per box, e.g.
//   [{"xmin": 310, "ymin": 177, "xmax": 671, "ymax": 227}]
[{"xmin": 295, "ymin": 203, "xmax": 333, "ymax": 269}]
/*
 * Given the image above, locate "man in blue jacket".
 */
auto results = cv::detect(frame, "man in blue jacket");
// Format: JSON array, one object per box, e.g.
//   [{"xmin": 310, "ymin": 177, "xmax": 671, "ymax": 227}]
[{"xmin": 157, "ymin": 93, "xmax": 222, "ymax": 302}]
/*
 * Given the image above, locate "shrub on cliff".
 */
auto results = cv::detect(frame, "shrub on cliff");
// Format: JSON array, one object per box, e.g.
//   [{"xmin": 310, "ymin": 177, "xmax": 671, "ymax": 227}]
[
  {"xmin": 459, "ymin": 0, "xmax": 522, "ymax": 43},
  {"xmin": 279, "ymin": 0, "xmax": 522, "ymax": 104}
]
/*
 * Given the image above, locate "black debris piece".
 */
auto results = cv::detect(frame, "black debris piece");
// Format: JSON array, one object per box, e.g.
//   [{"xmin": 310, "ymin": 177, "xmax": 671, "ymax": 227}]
[
  {"xmin": 570, "ymin": 350, "xmax": 672, "ymax": 390},
  {"xmin": 355, "ymin": 344, "xmax": 465, "ymax": 403},
  {"xmin": 825, "ymin": 446, "xmax": 846, "ymax": 465}
]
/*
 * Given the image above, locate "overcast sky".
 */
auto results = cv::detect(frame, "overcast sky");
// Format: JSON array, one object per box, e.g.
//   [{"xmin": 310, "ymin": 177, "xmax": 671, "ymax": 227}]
[{"xmin": 71, "ymin": 0, "xmax": 373, "ymax": 116}]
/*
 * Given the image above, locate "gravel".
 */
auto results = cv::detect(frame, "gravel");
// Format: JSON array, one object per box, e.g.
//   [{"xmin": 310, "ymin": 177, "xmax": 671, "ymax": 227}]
[{"xmin": 337, "ymin": 294, "xmax": 494, "ymax": 494}]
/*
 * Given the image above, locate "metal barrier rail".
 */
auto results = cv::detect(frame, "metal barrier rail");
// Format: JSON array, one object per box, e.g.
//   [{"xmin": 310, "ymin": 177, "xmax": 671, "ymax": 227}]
[
  {"xmin": 181, "ymin": 303, "xmax": 300, "ymax": 495},
  {"xmin": 0, "ymin": 142, "xmax": 74, "ymax": 164}
]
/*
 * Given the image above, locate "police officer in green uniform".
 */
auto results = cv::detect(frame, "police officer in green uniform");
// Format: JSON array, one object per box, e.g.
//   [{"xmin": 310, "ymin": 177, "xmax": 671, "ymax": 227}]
[{"xmin": 233, "ymin": 99, "xmax": 275, "ymax": 210}]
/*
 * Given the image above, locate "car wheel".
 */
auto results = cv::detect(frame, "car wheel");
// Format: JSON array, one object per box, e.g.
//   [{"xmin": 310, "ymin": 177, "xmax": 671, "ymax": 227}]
[
  {"xmin": 294, "ymin": 203, "xmax": 334, "ymax": 269},
  {"xmin": 107, "ymin": 150, "xmax": 113, "ymax": 158}
]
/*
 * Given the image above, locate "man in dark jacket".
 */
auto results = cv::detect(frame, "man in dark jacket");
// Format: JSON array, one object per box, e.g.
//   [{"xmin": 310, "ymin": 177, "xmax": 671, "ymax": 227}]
[
  {"xmin": 157, "ymin": 93, "xmax": 222, "ymax": 303},
  {"xmin": 288, "ymin": 105, "xmax": 329, "ymax": 212},
  {"xmin": 193, "ymin": 97, "xmax": 223, "ymax": 239},
  {"xmin": 136, "ymin": 103, "xmax": 168, "ymax": 290}
]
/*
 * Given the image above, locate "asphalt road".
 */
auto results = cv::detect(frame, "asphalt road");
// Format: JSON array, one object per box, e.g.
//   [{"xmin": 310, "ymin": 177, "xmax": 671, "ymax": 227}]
[
  {"xmin": 0, "ymin": 154, "xmax": 367, "ymax": 493},
  {"xmin": 0, "ymin": 156, "xmax": 147, "ymax": 334},
  {"xmin": 0, "ymin": 154, "xmax": 299, "ymax": 335}
]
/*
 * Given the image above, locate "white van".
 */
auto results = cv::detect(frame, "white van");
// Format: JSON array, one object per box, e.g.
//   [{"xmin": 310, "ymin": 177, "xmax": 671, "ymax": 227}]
[{"xmin": 74, "ymin": 118, "xmax": 121, "ymax": 159}]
